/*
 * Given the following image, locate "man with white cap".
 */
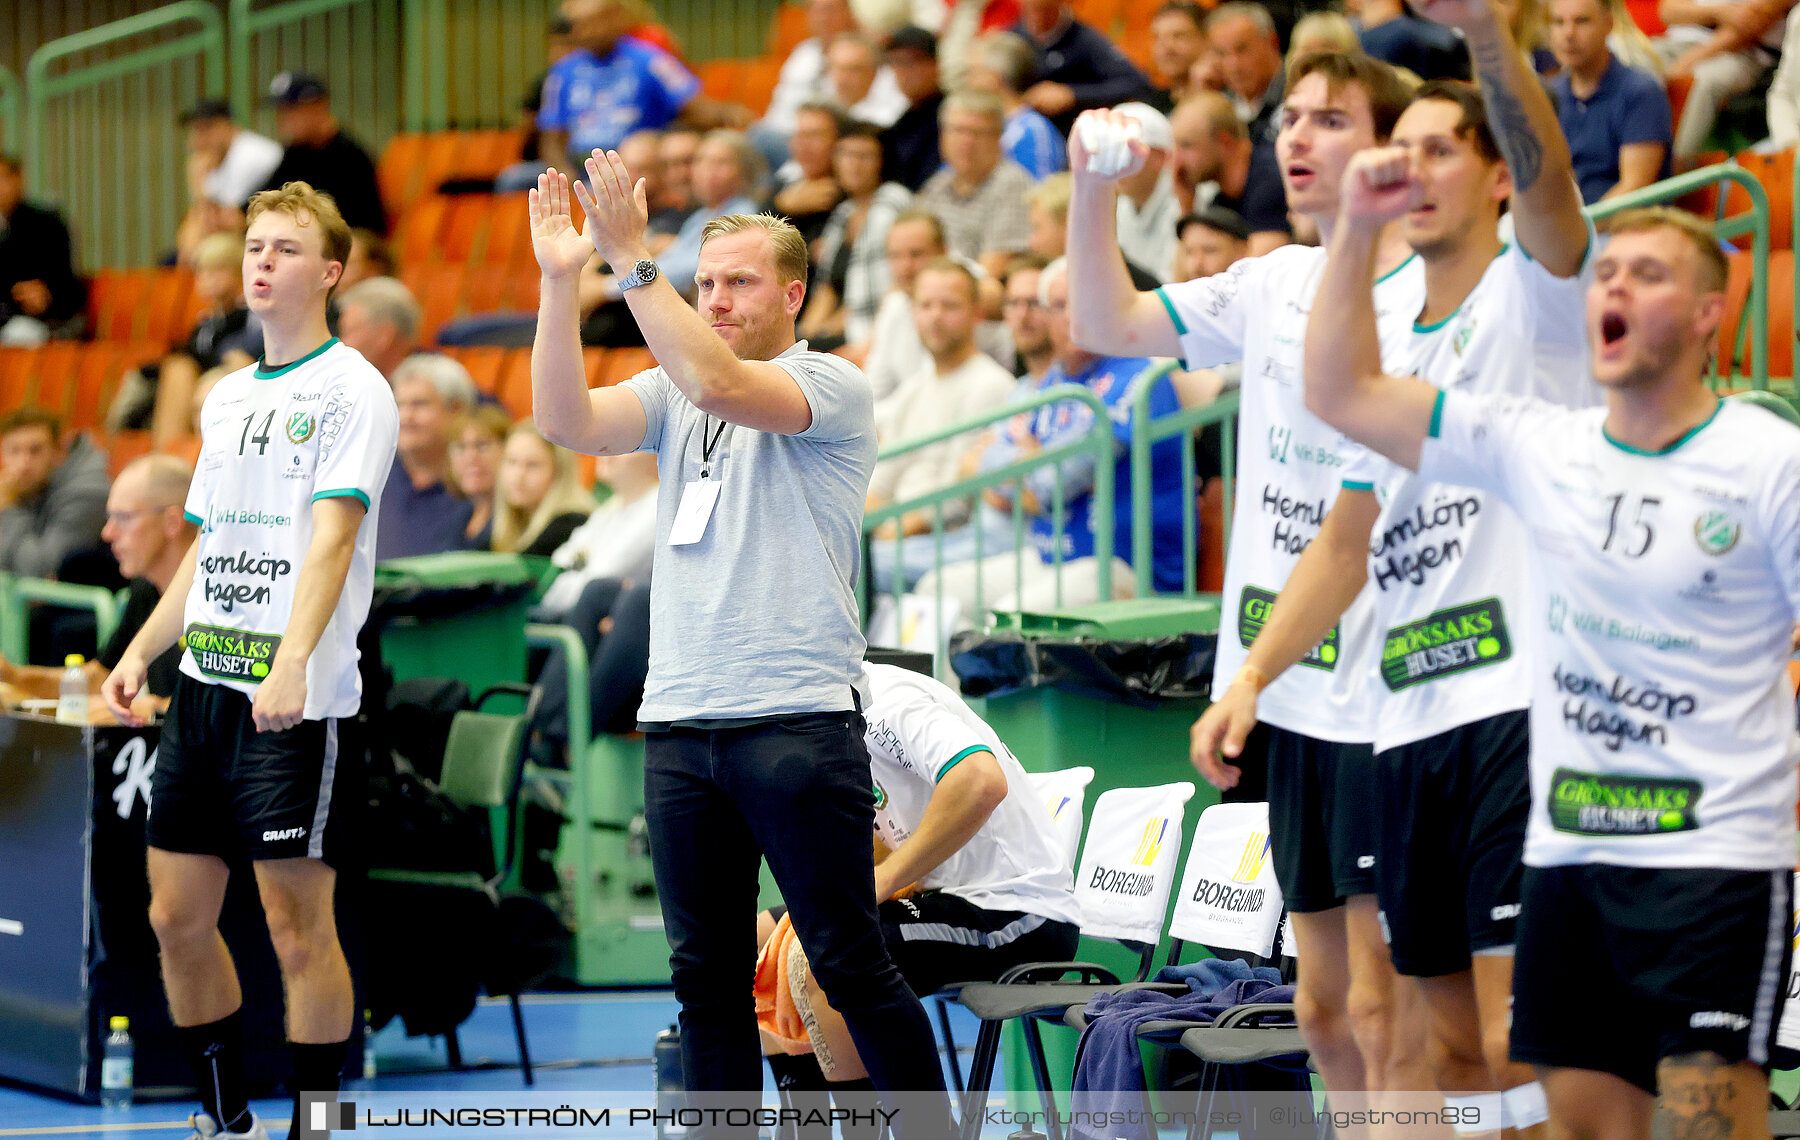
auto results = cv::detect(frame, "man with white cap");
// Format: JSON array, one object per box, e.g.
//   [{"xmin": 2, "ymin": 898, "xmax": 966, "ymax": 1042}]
[{"xmin": 1111, "ymin": 102, "xmax": 1183, "ymax": 282}]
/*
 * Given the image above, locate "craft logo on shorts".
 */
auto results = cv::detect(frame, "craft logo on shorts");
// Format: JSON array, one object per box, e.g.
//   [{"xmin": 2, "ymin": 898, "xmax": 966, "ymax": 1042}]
[
  {"xmin": 1232, "ymin": 832, "xmax": 1271, "ymax": 883},
  {"xmin": 1693, "ymin": 510, "xmax": 1741, "ymax": 555},
  {"xmin": 286, "ymin": 411, "xmax": 317, "ymax": 444},
  {"xmin": 1239, "ymin": 586, "xmax": 1338, "ymax": 670},
  {"xmin": 185, "ymin": 623, "xmax": 282, "ymax": 682},
  {"xmin": 1548, "ymin": 767, "xmax": 1702, "ymax": 836},
  {"xmin": 1379, "ymin": 597, "xmax": 1511, "ymax": 692}
]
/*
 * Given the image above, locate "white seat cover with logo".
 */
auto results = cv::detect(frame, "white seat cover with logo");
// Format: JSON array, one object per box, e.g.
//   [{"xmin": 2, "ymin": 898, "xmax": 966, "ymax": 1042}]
[
  {"xmin": 1071, "ymin": 782, "xmax": 1196, "ymax": 944},
  {"xmin": 1027, "ymin": 767, "xmax": 1095, "ymax": 865},
  {"xmin": 1168, "ymin": 801, "xmax": 1284, "ymax": 958}
]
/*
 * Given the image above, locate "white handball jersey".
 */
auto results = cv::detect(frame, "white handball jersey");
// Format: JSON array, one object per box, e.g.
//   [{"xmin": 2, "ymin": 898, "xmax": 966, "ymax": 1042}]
[
  {"xmin": 1421, "ymin": 393, "xmax": 1800, "ymax": 871},
  {"xmin": 1348, "ymin": 239, "xmax": 1599, "ymax": 752},
  {"xmin": 863, "ymin": 664, "xmax": 1082, "ymax": 925},
  {"xmin": 180, "ymin": 339, "xmax": 398, "ymax": 719},
  {"xmin": 1157, "ymin": 246, "xmax": 1425, "ymax": 742}
]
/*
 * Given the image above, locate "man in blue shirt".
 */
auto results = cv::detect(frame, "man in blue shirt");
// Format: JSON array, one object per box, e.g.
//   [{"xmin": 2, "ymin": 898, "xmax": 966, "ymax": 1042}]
[
  {"xmin": 537, "ymin": 0, "xmax": 743, "ymax": 178},
  {"xmin": 916, "ymin": 256, "xmax": 1187, "ymax": 620},
  {"xmin": 1549, "ymin": 0, "xmax": 1671, "ymax": 202}
]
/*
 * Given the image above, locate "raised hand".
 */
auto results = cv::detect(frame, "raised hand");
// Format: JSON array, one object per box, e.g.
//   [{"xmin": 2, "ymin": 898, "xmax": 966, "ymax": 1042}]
[
  {"xmin": 1068, "ymin": 109, "xmax": 1150, "ymax": 185},
  {"xmin": 1342, "ymin": 146, "xmax": 1424, "ymax": 227},
  {"xmin": 574, "ymin": 149, "xmax": 651, "ymax": 269},
  {"xmin": 529, "ymin": 169, "xmax": 595, "ymax": 281}
]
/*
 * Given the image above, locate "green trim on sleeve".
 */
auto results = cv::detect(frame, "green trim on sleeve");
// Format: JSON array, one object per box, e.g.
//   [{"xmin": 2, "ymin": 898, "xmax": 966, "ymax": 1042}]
[
  {"xmin": 1154, "ymin": 287, "xmax": 1188, "ymax": 337},
  {"xmin": 312, "ymin": 488, "xmax": 371, "ymax": 509},
  {"xmin": 183, "ymin": 510, "xmax": 204, "ymax": 526},
  {"xmin": 1428, "ymin": 390, "xmax": 1446, "ymax": 439},
  {"xmin": 934, "ymin": 745, "xmax": 994, "ymax": 784},
  {"xmin": 1341, "ymin": 480, "xmax": 1374, "ymax": 491}
]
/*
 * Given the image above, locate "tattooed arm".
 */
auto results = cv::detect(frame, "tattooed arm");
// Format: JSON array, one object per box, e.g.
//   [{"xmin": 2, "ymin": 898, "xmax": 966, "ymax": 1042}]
[{"xmin": 1419, "ymin": 0, "xmax": 1589, "ymax": 276}]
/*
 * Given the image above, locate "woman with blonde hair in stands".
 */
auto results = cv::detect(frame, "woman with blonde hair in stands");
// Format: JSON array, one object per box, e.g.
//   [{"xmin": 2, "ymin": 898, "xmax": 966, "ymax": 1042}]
[
  {"xmin": 490, "ymin": 422, "xmax": 593, "ymax": 557},
  {"xmin": 1603, "ymin": 0, "xmax": 1664, "ymax": 75},
  {"xmin": 448, "ymin": 403, "xmax": 513, "ymax": 547},
  {"xmin": 1286, "ymin": 12, "xmax": 1363, "ymax": 76},
  {"xmin": 1497, "ymin": 0, "xmax": 1558, "ymax": 71}
]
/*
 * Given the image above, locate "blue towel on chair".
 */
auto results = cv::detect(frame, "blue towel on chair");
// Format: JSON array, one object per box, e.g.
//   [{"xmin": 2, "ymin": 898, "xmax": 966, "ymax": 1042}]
[
  {"xmin": 1066, "ymin": 976, "xmax": 1295, "ymax": 1140},
  {"xmin": 1152, "ymin": 957, "xmax": 1282, "ymax": 993}
]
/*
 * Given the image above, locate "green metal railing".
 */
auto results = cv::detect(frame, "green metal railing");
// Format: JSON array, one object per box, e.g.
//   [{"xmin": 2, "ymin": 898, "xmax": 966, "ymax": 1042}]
[
  {"xmin": 0, "ymin": 573, "xmax": 124, "ymax": 664},
  {"xmin": 1587, "ymin": 162, "xmax": 1773, "ymax": 389},
  {"xmin": 0, "ymin": 66, "xmax": 20, "ymax": 152},
  {"xmin": 24, "ymin": 1, "xmax": 224, "ymax": 270},
  {"xmin": 229, "ymin": 0, "xmax": 403, "ymax": 156},
  {"xmin": 1129, "ymin": 387, "xmax": 1239, "ymax": 598},
  {"xmin": 862, "ymin": 384, "xmax": 1119, "ymax": 663}
]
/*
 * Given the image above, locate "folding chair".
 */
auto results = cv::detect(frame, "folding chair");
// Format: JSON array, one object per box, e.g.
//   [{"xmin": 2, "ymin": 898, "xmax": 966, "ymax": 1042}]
[{"xmin": 952, "ymin": 782, "xmax": 1197, "ymax": 1140}]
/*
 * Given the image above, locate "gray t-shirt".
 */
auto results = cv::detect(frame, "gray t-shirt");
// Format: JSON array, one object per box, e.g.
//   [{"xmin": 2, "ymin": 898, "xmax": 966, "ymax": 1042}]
[{"xmin": 623, "ymin": 341, "xmax": 877, "ymax": 721}]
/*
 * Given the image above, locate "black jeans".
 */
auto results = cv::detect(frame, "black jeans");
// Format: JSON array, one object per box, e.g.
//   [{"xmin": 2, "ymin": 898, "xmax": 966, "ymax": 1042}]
[{"xmin": 644, "ymin": 712, "xmax": 953, "ymax": 1138}]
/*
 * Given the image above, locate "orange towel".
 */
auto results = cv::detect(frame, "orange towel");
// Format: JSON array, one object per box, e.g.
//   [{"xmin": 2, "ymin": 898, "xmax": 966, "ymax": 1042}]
[{"xmin": 753, "ymin": 913, "xmax": 813, "ymax": 1054}]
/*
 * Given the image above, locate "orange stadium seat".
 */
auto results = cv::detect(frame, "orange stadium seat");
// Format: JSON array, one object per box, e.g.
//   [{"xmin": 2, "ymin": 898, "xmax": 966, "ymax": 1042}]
[
  {"xmin": 444, "ymin": 345, "xmax": 509, "ymax": 394},
  {"xmin": 484, "ymin": 197, "xmax": 534, "ymax": 268},
  {"xmin": 767, "ymin": 2, "xmax": 810, "ymax": 58},
  {"xmin": 397, "ymin": 195, "xmax": 451, "ymax": 265},
  {"xmin": 583, "ymin": 346, "xmax": 607, "ymax": 388},
  {"xmin": 1718, "ymin": 249, "xmax": 1795, "ymax": 379},
  {"xmin": 740, "ymin": 58, "xmax": 784, "ymax": 118},
  {"xmin": 440, "ymin": 195, "xmax": 494, "ymax": 263},
  {"xmin": 598, "ymin": 346, "xmax": 655, "ymax": 387},
  {"xmin": 401, "ymin": 261, "xmax": 468, "ymax": 344},
  {"xmin": 501, "ymin": 263, "xmax": 542, "ymax": 310},
  {"xmin": 378, "ymin": 132, "xmax": 433, "ymax": 221},
  {"xmin": 104, "ymin": 430, "xmax": 154, "ymax": 479},
  {"xmin": 497, "ymin": 348, "xmax": 535, "ymax": 419},
  {"xmin": 142, "ymin": 268, "xmax": 197, "ymax": 350},
  {"xmin": 88, "ymin": 268, "xmax": 152, "ymax": 342},
  {"xmin": 1731, "ymin": 148, "xmax": 1794, "ymax": 251},
  {"xmin": 0, "ymin": 347, "xmax": 32, "ymax": 410},
  {"xmin": 24, "ymin": 342, "xmax": 82, "ymax": 416},
  {"xmin": 699, "ymin": 59, "xmax": 745, "ymax": 103},
  {"xmin": 420, "ymin": 132, "xmax": 469, "ymax": 195}
]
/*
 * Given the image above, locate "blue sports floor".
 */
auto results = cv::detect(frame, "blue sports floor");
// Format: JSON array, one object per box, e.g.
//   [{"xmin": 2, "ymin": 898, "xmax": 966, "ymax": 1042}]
[{"xmin": 0, "ymin": 991, "xmax": 1016, "ymax": 1139}]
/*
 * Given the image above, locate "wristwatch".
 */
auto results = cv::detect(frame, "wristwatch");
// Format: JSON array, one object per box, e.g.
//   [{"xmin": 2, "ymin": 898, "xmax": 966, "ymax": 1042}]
[{"xmin": 618, "ymin": 258, "xmax": 660, "ymax": 291}]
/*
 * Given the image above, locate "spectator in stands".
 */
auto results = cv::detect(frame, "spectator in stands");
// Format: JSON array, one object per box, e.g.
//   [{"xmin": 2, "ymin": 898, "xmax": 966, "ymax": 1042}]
[
  {"xmin": 965, "ymin": 31, "xmax": 1068, "ymax": 179},
  {"xmin": 828, "ymin": 32, "xmax": 913, "ymax": 126},
  {"xmin": 917, "ymin": 89, "xmax": 1035, "ymax": 276},
  {"xmin": 766, "ymin": 102, "xmax": 848, "ymax": 245},
  {"xmin": 537, "ymin": 0, "xmax": 745, "ymax": 180},
  {"xmin": 105, "ymin": 232, "xmax": 261, "ymax": 449},
  {"xmin": 1001, "ymin": 253, "xmax": 1055, "ymax": 381},
  {"xmin": 378, "ymin": 354, "xmax": 477, "ymax": 559},
  {"xmin": 0, "ymin": 455, "xmax": 196, "ymax": 722},
  {"xmin": 0, "ymin": 408, "xmax": 108, "ymax": 580},
  {"xmin": 336, "ymin": 276, "xmax": 422, "ymax": 381},
  {"xmin": 867, "ymin": 259, "xmax": 1018, "ymax": 593},
  {"xmin": 1207, "ymin": 3, "xmax": 1286, "ymax": 142},
  {"xmin": 614, "ymin": 131, "xmax": 683, "ymax": 253},
  {"xmin": 261, "ymin": 73, "xmax": 386, "ymax": 234},
  {"xmin": 656, "ymin": 126, "xmax": 702, "ymax": 222},
  {"xmin": 581, "ymin": 128, "xmax": 762, "ymax": 345},
  {"xmin": 1111, "ymin": 102, "xmax": 1182, "ymax": 282},
  {"xmin": 1767, "ymin": 5, "xmax": 1800, "ymax": 145},
  {"xmin": 1503, "ymin": 0, "xmax": 1560, "ymax": 71},
  {"xmin": 857, "ymin": 209, "xmax": 950, "ymax": 396},
  {"xmin": 1175, "ymin": 205, "xmax": 1250, "ymax": 281},
  {"xmin": 915, "ymin": 257, "xmax": 1187, "ymax": 616},
  {"xmin": 1288, "ymin": 13, "xmax": 1367, "ymax": 83},
  {"xmin": 1655, "ymin": 0, "xmax": 1790, "ymax": 157},
  {"xmin": 881, "ymin": 26, "xmax": 949, "ymax": 190},
  {"xmin": 0, "ymin": 154, "xmax": 86, "ymax": 346},
  {"xmin": 1552, "ymin": 0, "xmax": 1674, "ymax": 201},
  {"xmin": 1352, "ymin": 0, "xmax": 1473, "ymax": 80},
  {"xmin": 496, "ymin": 14, "xmax": 581, "ymax": 192},
  {"xmin": 339, "ymin": 228, "xmax": 396, "ymax": 293},
  {"xmin": 756, "ymin": 0, "xmax": 904, "ymax": 164},
  {"xmin": 1023, "ymin": 173, "xmax": 1168, "ymax": 289},
  {"xmin": 448, "ymin": 404, "xmax": 511, "ymax": 547},
  {"xmin": 1168, "ymin": 91, "xmax": 1291, "ymax": 251},
  {"xmin": 1148, "ymin": 1, "xmax": 1214, "ymax": 113},
  {"xmin": 489, "ymin": 423, "xmax": 593, "ymax": 556},
  {"xmin": 174, "ymin": 99, "xmax": 284, "ymax": 266},
  {"xmin": 800, "ymin": 120, "xmax": 914, "ymax": 349},
  {"xmin": 1013, "ymin": 0, "xmax": 1156, "ymax": 135},
  {"xmin": 528, "ymin": 450, "xmax": 660, "ymax": 749}
]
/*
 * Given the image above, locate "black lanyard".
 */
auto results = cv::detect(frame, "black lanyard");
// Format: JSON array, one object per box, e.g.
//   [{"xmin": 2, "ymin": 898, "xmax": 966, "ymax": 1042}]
[{"xmin": 700, "ymin": 416, "xmax": 726, "ymax": 479}]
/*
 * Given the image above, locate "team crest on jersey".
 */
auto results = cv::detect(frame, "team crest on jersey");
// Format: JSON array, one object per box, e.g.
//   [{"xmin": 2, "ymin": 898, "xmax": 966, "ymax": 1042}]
[
  {"xmin": 872, "ymin": 781, "xmax": 887, "ymax": 810},
  {"xmin": 1693, "ymin": 510, "xmax": 1741, "ymax": 555},
  {"xmin": 286, "ymin": 411, "xmax": 317, "ymax": 444},
  {"xmin": 1453, "ymin": 321, "xmax": 1475, "ymax": 356}
]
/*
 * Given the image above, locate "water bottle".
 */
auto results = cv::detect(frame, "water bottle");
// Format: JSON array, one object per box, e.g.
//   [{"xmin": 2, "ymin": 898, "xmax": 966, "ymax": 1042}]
[
  {"xmin": 652, "ymin": 1025, "xmax": 683, "ymax": 1139},
  {"xmin": 100, "ymin": 1015, "xmax": 133, "ymax": 1109},
  {"xmin": 57, "ymin": 654, "xmax": 87, "ymax": 724},
  {"xmin": 362, "ymin": 1009, "xmax": 377, "ymax": 1080}
]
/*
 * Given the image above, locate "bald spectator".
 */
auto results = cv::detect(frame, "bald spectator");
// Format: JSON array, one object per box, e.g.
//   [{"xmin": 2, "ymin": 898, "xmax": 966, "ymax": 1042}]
[
  {"xmin": 336, "ymin": 276, "xmax": 423, "ymax": 381},
  {"xmin": 916, "ymin": 89, "xmax": 1035, "ymax": 277},
  {"xmin": 1111, "ymin": 102, "xmax": 1182, "ymax": 282},
  {"xmin": 1148, "ymin": 1, "xmax": 1214, "ymax": 112},
  {"xmin": 260, "ymin": 72, "xmax": 386, "ymax": 234},
  {"xmin": 0, "ymin": 154, "xmax": 86, "ymax": 346},
  {"xmin": 1207, "ymin": 3, "xmax": 1285, "ymax": 142},
  {"xmin": 379, "ymin": 355, "xmax": 477, "ymax": 560},
  {"xmin": 881, "ymin": 26, "xmax": 949, "ymax": 191},
  {"xmin": 1168, "ymin": 91, "xmax": 1290, "ymax": 252},
  {"xmin": 827, "ymin": 32, "xmax": 912, "ymax": 125},
  {"xmin": 0, "ymin": 408, "xmax": 108, "ymax": 580},
  {"xmin": 765, "ymin": 102, "xmax": 848, "ymax": 244},
  {"xmin": 174, "ymin": 99, "xmax": 284, "ymax": 265},
  {"xmin": 1013, "ymin": 0, "xmax": 1155, "ymax": 134},
  {"xmin": 966, "ymin": 31, "xmax": 1068, "ymax": 179},
  {"xmin": 0, "ymin": 455, "xmax": 197, "ymax": 721},
  {"xmin": 537, "ymin": 0, "xmax": 745, "ymax": 180}
]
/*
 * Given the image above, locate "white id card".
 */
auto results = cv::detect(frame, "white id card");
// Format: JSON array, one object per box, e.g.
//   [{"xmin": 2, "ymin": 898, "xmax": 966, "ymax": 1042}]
[{"xmin": 668, "ymin": 477, "xmax": 722, "ymax": 545}]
